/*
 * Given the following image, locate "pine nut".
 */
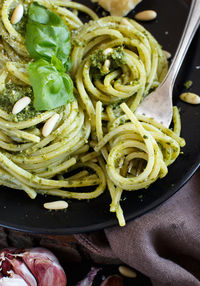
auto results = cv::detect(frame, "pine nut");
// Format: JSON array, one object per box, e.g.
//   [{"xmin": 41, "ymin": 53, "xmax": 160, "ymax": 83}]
[
  {"xmin": 12, "ymin": 96, "xmax": 31, "ymax": 115},
  {"xmin": 163, "ymin": 50, "xmax": 172, "ymax": 60},
  {"xmin": 10, "ymin": 4, "xmax": 24, "ymax": 25},
  {"xmin": 118, "ymin": 265, "xmax": 137, "ymax": 278},
  {"xmin": 42, "ymin": 113, "xmax": 59, "ymax": 137},
  {"xmin": 102, "ymin": 59, "xmax": 111, "ymax": 73},
  {"xmin": 135, "ymin": 10, "xmax": 157, "ymax": 21},
  {"xmin": 103, "ymin": 48, "xmax": 113, "ymax": 56},
  {"xmin": 44, "ymin": 200, "xmax": 68, "ymax": 210},
  {"xmin": 179, "ymin": 92, "xmax": 200, "ymax": 104},
  {"xmin": 120, "ymin": 18, "xmax": 133, "ymax": 28}
]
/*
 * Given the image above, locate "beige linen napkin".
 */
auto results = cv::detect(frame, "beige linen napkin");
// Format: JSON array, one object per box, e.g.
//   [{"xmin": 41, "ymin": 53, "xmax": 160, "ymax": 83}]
[{"xmin": 76, "ymin": 167, "xmax": 200, "ymax": 286}]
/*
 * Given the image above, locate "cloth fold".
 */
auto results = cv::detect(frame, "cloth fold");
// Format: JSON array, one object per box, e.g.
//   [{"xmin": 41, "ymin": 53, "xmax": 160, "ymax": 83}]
[{"xmin": 76, "ymin": 167, "xmax": 200, "ymax": 286}]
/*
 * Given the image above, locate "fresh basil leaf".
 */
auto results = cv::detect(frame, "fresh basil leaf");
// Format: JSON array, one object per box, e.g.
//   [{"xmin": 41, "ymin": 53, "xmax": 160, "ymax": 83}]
[
  {"xmin": 28, "ymin": 59, "xmax": 74, "ymax": 111},
  {"xmin": 64, "ymin": 58, "xmax": 72, "ymax": 72},
  {"xmin": 51, "ymin": 55, "xmax": 65, "ymax": 73},
  {"xmin": 25, "ymin": 2, "xmax": 71, "ymax": 66}
]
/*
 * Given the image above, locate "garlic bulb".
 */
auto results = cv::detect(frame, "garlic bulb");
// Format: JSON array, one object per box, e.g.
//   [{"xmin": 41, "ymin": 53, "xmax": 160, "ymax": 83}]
[{"xmin": 0, "ymin": 248, "xmax": 67, "ymax": 286}]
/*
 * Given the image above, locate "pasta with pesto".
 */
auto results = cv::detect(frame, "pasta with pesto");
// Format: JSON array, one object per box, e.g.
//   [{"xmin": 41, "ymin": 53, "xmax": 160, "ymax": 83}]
[{"xmin": 0, "ymin": 0, "xmax": 185, "ymax": 226}]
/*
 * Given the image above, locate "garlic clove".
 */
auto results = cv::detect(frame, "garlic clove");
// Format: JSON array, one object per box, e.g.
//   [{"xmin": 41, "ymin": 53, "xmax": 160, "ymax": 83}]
[
  {"xmin": 100, "ymin": 275, "xmax": 124, "ymax": 286},
  {"xmin": 23, "ymin": 247, "xmax": 60, "ymax": 263},
  {"xmin": 9, "ymin": 257, "xmax": 37, "ymax": 286},
  {"xmin": 0, "ymin": 248, "xmax": 67, "ymax": 286},
  {"xmin": 22, "ymin": 248, "xmax": 67, "ymax": 286}
]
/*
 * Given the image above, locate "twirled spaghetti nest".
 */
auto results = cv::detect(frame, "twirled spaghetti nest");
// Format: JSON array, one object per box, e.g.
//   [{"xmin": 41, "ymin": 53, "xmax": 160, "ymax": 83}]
[
  {"xmin": 72, "ymin": 16, "xmax": 168, "ymax": 128},
  {"xmin": 0, "ymin": 0, "xmax": 185, "ymax": 226}
]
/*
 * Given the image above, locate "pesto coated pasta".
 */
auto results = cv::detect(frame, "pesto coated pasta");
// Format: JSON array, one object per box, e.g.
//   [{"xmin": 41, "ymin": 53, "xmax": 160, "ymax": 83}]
[{"xmin": 0, "ymin": 0, "xmax": 185, "ymax": 226}]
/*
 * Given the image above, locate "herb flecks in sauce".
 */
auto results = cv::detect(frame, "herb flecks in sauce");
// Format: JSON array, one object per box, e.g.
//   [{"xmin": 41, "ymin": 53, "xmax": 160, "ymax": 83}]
[
  {"xmin": 90, "ymin": 47, "xmax": 126, "ymax": 78},
  {"xmin": 184, "ymin": 80, "xmax": 193, "ymax": 90},
  {"xmin": 0, "ymin": 84, "xmax": 40, "ymax": 121}
]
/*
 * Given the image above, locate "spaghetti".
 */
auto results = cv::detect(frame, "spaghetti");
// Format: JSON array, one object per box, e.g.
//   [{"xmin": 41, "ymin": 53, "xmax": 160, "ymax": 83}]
[{"xmin": 0, "ymin": 0, "xmax": 185, "ymax": 226}]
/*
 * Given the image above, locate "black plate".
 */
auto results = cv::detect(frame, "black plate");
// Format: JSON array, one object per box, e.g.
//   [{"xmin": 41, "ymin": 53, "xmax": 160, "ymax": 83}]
[{"xmin": 0, "ymin": 0, "xmax": 199, "ymax": 234}]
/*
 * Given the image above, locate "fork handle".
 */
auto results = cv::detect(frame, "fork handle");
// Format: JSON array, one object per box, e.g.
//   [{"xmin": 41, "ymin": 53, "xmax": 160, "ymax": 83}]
[{"xmin": 163, "ymin": 0, "xmax": 200, "ymax": 88}]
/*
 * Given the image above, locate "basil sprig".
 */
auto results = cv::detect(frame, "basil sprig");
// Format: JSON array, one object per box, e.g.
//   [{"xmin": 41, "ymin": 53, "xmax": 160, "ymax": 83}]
[
  {"xmin": 28, "ymin": 59, "xmax": 74, "ymax": 111},
  {"xmin": 25, "ymin": 2, "xmax": 71, "ymax": 67},
  {"xmin": 25, "ymin": 2, "xmax": 74, "ymax": 111}
]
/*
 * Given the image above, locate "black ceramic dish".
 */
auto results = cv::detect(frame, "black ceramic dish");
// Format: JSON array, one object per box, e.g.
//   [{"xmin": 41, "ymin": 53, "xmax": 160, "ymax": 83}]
[{"xmin": 0, "ymin": 0, "xmax": 199, "ymax": 234}]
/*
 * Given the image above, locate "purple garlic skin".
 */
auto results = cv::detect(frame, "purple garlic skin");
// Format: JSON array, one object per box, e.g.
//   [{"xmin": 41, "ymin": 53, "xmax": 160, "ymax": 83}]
[
  {"xmin": 8, "ymin": 255, "xmax": 37, "ymax": 286},
  {"xmin": 0, "ymin": 247, "xmax": 67, "ymax": 286},
  {"xmin": 75, "ymin": 267, "xmax": 101, "ymax": 286}
]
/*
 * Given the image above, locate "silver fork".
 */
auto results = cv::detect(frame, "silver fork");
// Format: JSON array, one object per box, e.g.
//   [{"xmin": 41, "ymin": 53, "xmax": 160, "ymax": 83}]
[{"xmin": 135, "ymin": 0, "xmax": 200, "ymax": 127}]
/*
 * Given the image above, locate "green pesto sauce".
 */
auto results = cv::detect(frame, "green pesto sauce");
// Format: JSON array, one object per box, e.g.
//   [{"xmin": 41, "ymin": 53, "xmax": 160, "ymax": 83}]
[
  {"xmin": 184, "ymin": 80, "xmax": 193, "ymax": 90},
  {"xmin": 90, "ymin": 46, "xmax": 126, "ymax": 79},
  {"xmin": 0, "ymin": 83, "xmax": 40, "ymax": 121},
  {"xmin": 14, "ymin": 15, "xmax": 27, "ymax": 36}
]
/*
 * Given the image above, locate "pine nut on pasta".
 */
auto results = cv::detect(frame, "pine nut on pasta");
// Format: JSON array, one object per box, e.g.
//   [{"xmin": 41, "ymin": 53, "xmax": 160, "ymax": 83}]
[
  {"xmin": 12, "ymin": 96, "xmax": 31, "ymax": 115},
  {"xmin": 10, "ymin": 4, "xmax": 24, "ymax": 24}
]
